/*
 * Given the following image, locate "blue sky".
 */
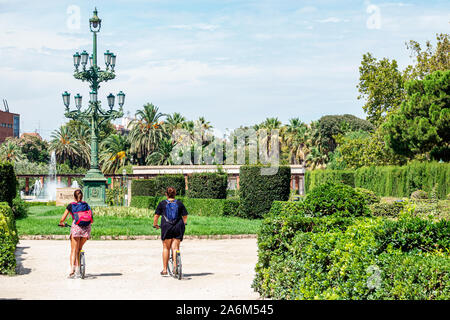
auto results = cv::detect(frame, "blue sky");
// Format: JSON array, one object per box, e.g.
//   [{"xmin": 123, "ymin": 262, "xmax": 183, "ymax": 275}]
[{"xmin": 0, "ymin": 0, "xmax": 449, "ymax": 139}]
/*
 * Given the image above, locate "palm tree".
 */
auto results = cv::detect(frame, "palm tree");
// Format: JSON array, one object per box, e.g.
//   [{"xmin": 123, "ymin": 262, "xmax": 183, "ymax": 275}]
[
  {"xmin": 196, "ymin": 117, "xmax": 212, "ymax": 130},
  {"xmin": 195, "ymin": 116, "xmax": 214, "ymax": 145},
  {"xmin": 50, "ymin": 125, "xmax": 79, "ymax": 165},
  {"xmin": 283, "ymin": 118, "xmax": 309, "ymax": 165},
  {"xmin": 305, "ymin": 145, "xmax": 327, "ymax": 169},
  {"xmin": 262, "ymin": 117, "xmax": 282, "ymax": 130},
  {"xmin": 72, "ymin": 125, "xmax": 91, "ymax": 168},
  {"xmin": 128, "ymin": 103, "xmax": 166, "ymax": 163},
  {"xmin": 0, "ymin": 140, "xmax": 25, "ymax": 162},
  {"xmin": 165, "ymin": 112, "xmax": 186, "ymax": 133},
  {"xmin": 257, "ymin": 117, "xmax": 282, "ymax": 158},
  {"xmin": 182, "ymin": 120, "xmax": 195, "ymax": 134},
  {"xmin": 146, "ymin": 138, "xmax": 176, "ymax": 165},
  {"xmin": 99, "ymin": 134, "xmax": 130, "ymax": 174}
]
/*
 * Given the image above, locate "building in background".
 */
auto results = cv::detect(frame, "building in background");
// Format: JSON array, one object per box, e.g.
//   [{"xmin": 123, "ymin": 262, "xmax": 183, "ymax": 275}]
[
  {"xmin": 0, "ymin": 109, "xmax": 20, "ymax": 143},
  {"xmin": 20, "ymin": 132, "xmax": 43, "ymax": 140},
  {"xmin": 113, "ymin": 116, "xmax": 134, "ymax": 135}
]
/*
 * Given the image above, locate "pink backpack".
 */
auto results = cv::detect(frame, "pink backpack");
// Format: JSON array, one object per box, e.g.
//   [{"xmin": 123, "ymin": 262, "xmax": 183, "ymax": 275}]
[{"xmin": 70, "ymin": 202, "xmax": 93, "ymax": 227}]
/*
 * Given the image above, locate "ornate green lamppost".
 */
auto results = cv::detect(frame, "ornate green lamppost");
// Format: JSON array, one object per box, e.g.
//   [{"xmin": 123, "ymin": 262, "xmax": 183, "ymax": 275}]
[{"xmin": 62, "ymin": 8, "xmax": 125, "ymax": 206}]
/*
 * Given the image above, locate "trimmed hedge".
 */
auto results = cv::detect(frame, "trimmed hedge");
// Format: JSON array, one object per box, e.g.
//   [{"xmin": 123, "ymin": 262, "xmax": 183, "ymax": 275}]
[
  {"xmin": 129, "ymin": 195, "xmax": 242, "ymax": 217},
  {"xmin": 239, "ymin": 165, "xmax": 291, "ymax": 219},
  {"xmin": 131, "ymin": 179, "xmax": 156, "ymax": 197},
  {"xmin": 370, "ymin": 201, "xmax": 406, "ymax": 217},
  {"xmin": 305, "ymin": 161, "xmax": 450, "ymax": 199},
  {"xmin": 253, "ymin": 200, "xmax": 450, "ymax": 300},
  {"xmin": 373, "ymin": 215, "xmax": 450, "ymax": 253},
  {"xmin": 223, "ymin": 199, "xmax": 240, "ymax": 217},
  {"xmin": 302, "ymin": 182, "xmax": 370, "ymax": 217},
  {"xmin": 130, "ymin": 196, "xmax": 159, "ymax": 209},
  {"xmin": 12, "ymin": 196, "xmax": 29, "ymax": 219},
  {"xmin": 131, "ymin": 175, "xmax": 185, "ymax": 197},
  {"xmin": 181, "ymin": 197, "xmax": 225, "ymax": 217},
  {"xmin": 305, "ymin": 169, "xmax": 355, "ymax": 192},
  {"xmin": 373, "ymin": 252, "xmax": 450, "ymax": 300},
  {"xmin": 187, "ymin": 173, "xmax": 227, "ymax": 199},
  {"xmin": 155, "ymin": 175, "xmax": 186, "ymax": 196},
  {"xmin": 0, "ymin": 202, "xmax": 18, "ymax": 275},
  {"xmin": 356, "ymin": 187, "xmax": 380, "ymax": 205},
  {"xmin": 0, "ymin": 162, "xmax": 17, "ymax": 206}
]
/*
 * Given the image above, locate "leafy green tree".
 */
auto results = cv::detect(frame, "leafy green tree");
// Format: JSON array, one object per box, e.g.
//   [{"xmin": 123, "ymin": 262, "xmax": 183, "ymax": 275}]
[
  {"xmin": 358, "ymin": 34, "xmax": 449, "ymax": 126},
  {"xmin": 357, "ymin": 53, "xmax": 405, "ymax": 125},
  {"xmin": 328, "ymin": 130, "xmax": 405, "ymax": 169},
  {"xmin": 404, "ymin": 33, "xmax": 450, "ymax": 81},
  {"xmin": 316, "ymin": 114, "xmax": 374, "ymax": 155},
  {"xmin": 16, "ymin": 135, "xmax": 49, "ymax": 163},
  {"xmin": 382, "ymin": 70, "xmax": 450, "ymax": 161}
]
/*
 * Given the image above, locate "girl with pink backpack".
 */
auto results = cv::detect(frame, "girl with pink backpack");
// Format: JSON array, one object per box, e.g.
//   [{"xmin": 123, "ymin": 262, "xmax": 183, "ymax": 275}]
[{"xmin": 58, "ymin": 189, "xmax": 93, "ymax": 278}]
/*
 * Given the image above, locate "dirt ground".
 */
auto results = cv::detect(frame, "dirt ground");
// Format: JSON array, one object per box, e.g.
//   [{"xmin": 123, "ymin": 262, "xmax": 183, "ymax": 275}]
[{"xmin": 0, "ymin": 239, "xmax": 261, "ymax": 300}]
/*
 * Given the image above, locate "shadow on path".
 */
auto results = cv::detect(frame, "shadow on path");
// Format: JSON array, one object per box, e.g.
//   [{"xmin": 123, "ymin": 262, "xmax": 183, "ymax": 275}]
[
  {"xmin": 15, "ymin": 246, "xmax": 31, "ymax": 275},
  {"xmin": 182, "ymin": 272, "xmax": 214, "ymax": 280},
  {"xmin": 83, "ymin": 273, "xmax": 123, "ymax": 280}
]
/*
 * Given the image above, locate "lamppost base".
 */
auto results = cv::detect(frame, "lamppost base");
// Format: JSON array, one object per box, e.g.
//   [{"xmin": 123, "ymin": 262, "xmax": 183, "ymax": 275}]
[{"xmin": 83, "ymin": 172, "xmax": 107, "ymax": 207}]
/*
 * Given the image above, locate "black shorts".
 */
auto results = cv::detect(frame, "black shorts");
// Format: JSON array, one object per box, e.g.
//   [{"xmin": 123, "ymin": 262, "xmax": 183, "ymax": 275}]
[{"xmin": 161, "ymin": 219, "xmax": 185, "ymax": 241}]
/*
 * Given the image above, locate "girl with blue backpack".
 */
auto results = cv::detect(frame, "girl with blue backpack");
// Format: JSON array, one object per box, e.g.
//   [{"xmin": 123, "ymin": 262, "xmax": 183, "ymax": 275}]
[
  {"xmin": 153, "ymin": 187, "xmax": 188, "ymax": 276},
  {"xmin": 58, "ymin": 189, "xmax": 93, "ymax": 278}
]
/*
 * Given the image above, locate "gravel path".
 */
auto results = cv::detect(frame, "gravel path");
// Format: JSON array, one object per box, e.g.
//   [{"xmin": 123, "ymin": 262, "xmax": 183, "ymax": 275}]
[{"xmin": 0, "ymin": 239, "xmax": 260, "ymax": 300}]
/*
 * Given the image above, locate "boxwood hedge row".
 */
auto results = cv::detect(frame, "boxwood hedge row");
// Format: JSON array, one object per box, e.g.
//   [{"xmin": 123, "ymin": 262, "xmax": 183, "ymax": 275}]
[
  {"xmin": 305, "ymin": 161, "xmax": 450, "ymax": 199},
  {"xmin": 131, "ymin": 175, "xmax": 185, "ymax": 197},
  {"xmin": 187, "ymin": 173, "xmax": 227, "ymax": 199},
  {"xmin": 130, "ymin": 195, "xmax": 241, "ymax": 217},
  {"xmin": 0, "ymin": 162, "xmax": 17, "ymax": 207},
  {"xmin": 0, "ymin": 202, "xmax": 18, "ymax": 275},
  {"xmin": 253, "ymin": 183, "xmax": 450, "ymax": 299},
  {"xmin": 239, "ymin": 165, "xmax": 291, "ymax": 219}
]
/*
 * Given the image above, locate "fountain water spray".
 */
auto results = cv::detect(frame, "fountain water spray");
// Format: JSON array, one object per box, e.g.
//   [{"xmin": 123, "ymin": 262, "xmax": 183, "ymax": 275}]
[{"xmin": 44, "ymin": 151, "xmax": 58, "ymax": 201}]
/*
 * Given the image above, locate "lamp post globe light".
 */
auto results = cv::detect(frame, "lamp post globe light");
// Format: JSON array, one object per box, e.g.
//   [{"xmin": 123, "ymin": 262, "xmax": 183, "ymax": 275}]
[{"xmin": 62, "ymin": 8, "xmax": 125, "ymax": 207}]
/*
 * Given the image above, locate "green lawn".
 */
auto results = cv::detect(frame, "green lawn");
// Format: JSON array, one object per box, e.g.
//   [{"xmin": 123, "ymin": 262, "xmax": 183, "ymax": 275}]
[{"xmin": 16, "ymin": 206, "xmax": 262, "ymax": 238}]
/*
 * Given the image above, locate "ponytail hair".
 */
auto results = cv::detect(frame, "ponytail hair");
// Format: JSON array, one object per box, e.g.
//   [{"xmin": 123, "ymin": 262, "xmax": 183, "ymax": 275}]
[
  {"xmin": 166, "ymin": 187, "xmax": 176, "ymax": 198},
  {"xmin": 74, "ymin": 189, "xmax": 83, "ymax": 202}
]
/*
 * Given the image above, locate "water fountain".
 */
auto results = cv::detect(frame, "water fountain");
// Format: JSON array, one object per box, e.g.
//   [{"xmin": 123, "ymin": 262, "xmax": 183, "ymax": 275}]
[
  {"xmin": 32, "ymin": 179, "xmax": 43, "ymax": 198},
  {"xmin": 24, "ymin": 151, "xmax": 80, "ymax": 203},
  {"xmin": 44, "ymin": 151, "xmax": 58, "ymax": 201},
  {"xmin": 71, "ymin": 180, "xmax": 80, "ymax": 189}
]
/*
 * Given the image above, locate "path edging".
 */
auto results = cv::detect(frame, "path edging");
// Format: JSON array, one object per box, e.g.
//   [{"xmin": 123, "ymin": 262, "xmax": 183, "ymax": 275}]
[{"xmin": 19, "ymin": 234, "xmax": 257, "ymax": 240}]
